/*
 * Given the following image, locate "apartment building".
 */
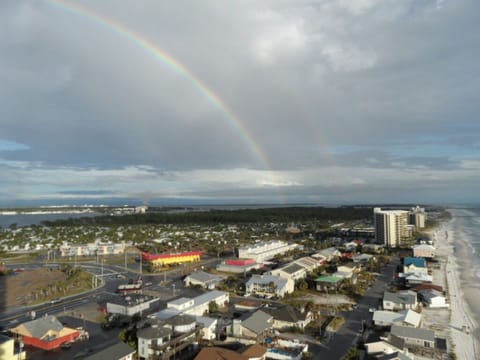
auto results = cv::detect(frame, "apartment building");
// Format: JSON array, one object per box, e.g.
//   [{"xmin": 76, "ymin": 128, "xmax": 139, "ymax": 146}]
[
  {"xmin": 238, "ymin": 240, "xmax": 299, "ymax": 263},
  {"xmin": 374, "ymin": 208, "xmax": 410, "ymax": 248}
]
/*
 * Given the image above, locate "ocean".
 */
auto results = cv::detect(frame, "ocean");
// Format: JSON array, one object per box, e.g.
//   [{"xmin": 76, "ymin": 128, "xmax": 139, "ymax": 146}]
[{"xmin": 449, "ymin": 208, "xmax": 480, "ymax": 339}]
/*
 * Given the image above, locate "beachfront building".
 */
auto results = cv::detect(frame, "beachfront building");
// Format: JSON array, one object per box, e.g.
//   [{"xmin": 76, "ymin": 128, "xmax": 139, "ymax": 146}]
[
  {"xmin": 409, "ymin": 206, "xmax": 426, "ymax": 229},
  {"xmin": 372, "ymin": 310, "xmax": 422, "ymax": 328},
  {"xmin": 10, "ymin": 315, "xmax": 80, "ymax": 351},
  {"xmin": 390, "ymin": 325, "xmax": 436, "ymax": 349},
  {"xmin": 238, "ymin": 240, "xmax": 299, "ymax": 263},
  {"xmin": 374, "ymin": 208, "xmax": 410, "ymax": 248},
  {"xmin": 403, "ymin": 257, "xmax": 427, "ymax": 274},
  {"xmin": 413, "ymin": 244, "xmax": 435, "ymax": 259},
  {"xmin": 246, "ymin": 275, "xmax": 294, "ymax": 298},
  {"xmin": 142, "ymin": 251, "xmax": 201, "ymax": 271},
  {"xmin": 314, "ymin": 247, "xmax": 342, "ymax": 262},
  {"xmin": 419, "ymin": 290, "xmax": 449, "ymax": 308},
  {"xmin": 383, "ymin": 291, "xmax": 418, "ymax": 311}
]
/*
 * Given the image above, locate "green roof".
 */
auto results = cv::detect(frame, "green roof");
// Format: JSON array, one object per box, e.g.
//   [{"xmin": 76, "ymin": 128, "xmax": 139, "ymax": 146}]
[{"xmin": 314, "ymin": 275, "xmax": 343, "ymax": 283}]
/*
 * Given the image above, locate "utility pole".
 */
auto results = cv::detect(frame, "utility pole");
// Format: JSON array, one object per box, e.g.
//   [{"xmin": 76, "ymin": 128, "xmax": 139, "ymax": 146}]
[
  {"xmin": 139, "ymin": 254, "xmax": 142, "ymax": 275},
  {"xmin": 124, "ymin": 250, "xmax": 127, "ymax": 273}
]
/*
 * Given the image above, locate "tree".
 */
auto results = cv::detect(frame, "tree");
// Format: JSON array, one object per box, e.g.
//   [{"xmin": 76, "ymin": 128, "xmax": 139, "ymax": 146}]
[
  {"xmin": 343, "ymin": 347, "xmax": 360, "ymax": 360},
  {"xmin": 208, "ymin": 301, "xmax": 219, "ymax": 313}
]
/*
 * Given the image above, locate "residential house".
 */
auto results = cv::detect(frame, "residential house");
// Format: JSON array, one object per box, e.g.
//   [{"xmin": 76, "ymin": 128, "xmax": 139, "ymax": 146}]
[
  {"xmin": 269, "ymin": 263, "xmax": 307, "ymax": 281},
  {"xmin": 383, "ymin": 291, "xmax": 418, "ymax": 311},
  {"xmin": 365, "ymin": 339, "xmax": 413, "ymax": 360},
  {"xmin": 403, "ymin": 257, "xmax": 427, "ymax": 274},
  {"xmin": 84, "ymin": 341, "xmax": 136, "ymax": 360},
  {"xmin": 315, "ymin": 275, "xmax": 344, "ymax": 292},
  {"xmin": 413, "ymin": 244, "xmax": 435, "ymax": 259},
  {"xmin": 166, "ymin": 291, "xmax": 229, "ymax": 316},
  {"xmin": 137, "ymin": 325, "xmax": 172, "ymax": 360},
  {"xmin": 291, "ymin": 257, "xmax": 322, "ymax": 272},
  {"xmin": 261, "ymin": 305, "xmax": 313, "ymax": 330},
  {"xmin": 242, "ymin": 344, "xmax": 267, "ymax": 360},
  {"xmin": 373, "ymin": 310, "xmax": 421, "ymax": 328},
  {"xmin": 10, "ymin": 315, "xmax": 80, "ymax": 351},
  {"xmin": 194, "ymin": 347, "xmax": 248, "ymax": 360},
  {"xmin": 401, "ymin": 272, "xmax": 433, "ymax": 286},
  {"xmin": 246, "ymin": 275, "xmax": 294, "ymax": 298},
  {"xmin": 184, "ymin": 271, "xmax": 222, "ymax": 290},
  {"xmin": 230, "ymin": 310, "xmax": 273, "ymax": 342},
  {"xmin": 352, "ymin": 253, "xmax": 374, "ymax": 265},
  {"xmin": 419, "ymin": 290, "xmax": 449, "ymax": 308},
  {"xmin": 314, "ymin": 247, "xmax": 341, "ymax": 262},
  {"xmin": 390, "ymin": 325, "xmax": 436, "ymax": 350},
  {"xmin": 334, "ymin": 263, "xmax": 361, "ymax": 284},
  {"xmin": 362, "ymin": 244, "xmax": 384, "ymax": 254}
]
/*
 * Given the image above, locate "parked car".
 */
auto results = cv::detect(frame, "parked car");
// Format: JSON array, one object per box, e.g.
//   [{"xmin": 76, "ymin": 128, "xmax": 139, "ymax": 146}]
[{"xmin": 50, "ymin": 298, "xmax": 63, "ymax": 304}]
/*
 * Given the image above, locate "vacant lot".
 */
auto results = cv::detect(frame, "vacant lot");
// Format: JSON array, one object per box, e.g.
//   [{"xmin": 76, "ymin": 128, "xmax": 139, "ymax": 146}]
[{"xmin": 2, "ymin": 268, "xmax": 66, "ymax": 307}]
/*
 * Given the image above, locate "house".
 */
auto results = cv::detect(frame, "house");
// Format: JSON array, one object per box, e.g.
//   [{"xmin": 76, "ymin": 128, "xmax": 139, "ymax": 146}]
[
  {"xmin": 246, "ymin": 275, "xmax": 294, "ymax": 298},
  {"xmin": 195, "ymin": 316, "xmax": 218, "ymax": 340},
  {"xmin": 230, "ymin": 310, "xmax": 273, "ymax": 341},
  {"xmin": 419, "ymin": 290, "xmax": 449, "ymax": 308},
  {"xmin": 10, "ymin": 315, "xmax": 80, "ymax": 351},
  {"xmin": 403, "ymin": 257, "xmax": 427, "ymax": 274},
  {"xmin": 362, "ymin": 243, "xmax": 385, "ymax": 254},
  {"xmin": 401, "ymin": 272, "xmax": 433, "ymax": 286},
  {"xmin": 0, "ymin": 334, "xmax": 26, "ymax": 360},
  {"xmin": 184, "ymin": 271, "xmax": 222, "ymax": 289},
  {"xmin": 194, "ymin": 347, "xmax": 248, "ymax": 360},
  {"xmin": 364, "ymin": 339, "xmax": 413, "ymax": 360},
  {"xmin": 352, "ymin": 253, "xmax": 374, "ymax": 264},
  {"xmin": 107, "ymin": 294, "xmax": 159, "ymax": 317},
  {"xmin": 292, "ymin": 256, "xmax": 322, "ymax": 272},
  {"xmin": 137, "ymin": 324, "xmax": 172, "ymax": 360},
  {"xmin": 372, "ymin": 310, "xmax": 421, "ymax": 328},
  {"xmin": 242, "ymin": 344, "xmax": 267, "ymax": 360},
  {"xmin": 235, "ymin": 301, "xmax": 260, "ymax": 312},
  {"xmin": 390, "ymin": 325, "xmax": 436, "ymax": 349},
  {"xmin": 383, "ymin": 291, "xmax": 418, "ymax": 311},
  {"xmin": 315, "ymin": 275, "xmax": 344, "ymax": 292},
  {"xmin": 261, "ymin": 305, "xmax": 313, "ymax": 330},
  {"xmin": 84, "ymin": 341, "xmax": 136, "ymax": 360},
  {"xmin": 334, "ymin": 263, "xmax": 361, "ymax": 284},
  {"xmin": 413, "ymin": 244, "xmax": 435, "ymax": 258},
  {"xmin": 314, "ymin": 247, "xmax": 341, "ymax": 262},
  {"xmin": 269, "ymin": 263, "xmax": 307, "ymax": 281}
]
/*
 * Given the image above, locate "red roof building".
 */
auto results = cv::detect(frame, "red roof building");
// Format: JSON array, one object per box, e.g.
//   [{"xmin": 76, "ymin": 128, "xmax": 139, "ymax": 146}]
[{"xmin": 11, "ymin": 315, "xmax": 80, "ymax": 351}]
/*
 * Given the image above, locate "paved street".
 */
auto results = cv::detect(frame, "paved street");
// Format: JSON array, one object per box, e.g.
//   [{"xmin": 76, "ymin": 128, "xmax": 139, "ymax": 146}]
[{"xmin": 312, "ymin": 256, "xmax": 399, "ymax": 359}]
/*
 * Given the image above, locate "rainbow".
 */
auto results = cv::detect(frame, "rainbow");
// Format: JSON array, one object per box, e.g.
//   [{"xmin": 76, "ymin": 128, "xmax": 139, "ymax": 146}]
[{"xmin": 45, "ymin": 0, "xmax": 273, "ymax": 172}]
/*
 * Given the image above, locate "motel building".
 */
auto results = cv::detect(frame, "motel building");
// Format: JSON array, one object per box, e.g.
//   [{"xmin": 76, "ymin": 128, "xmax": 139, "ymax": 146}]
[{"xmin": 142, "ymin": 251, "xmax": 202, "ymax": 271}]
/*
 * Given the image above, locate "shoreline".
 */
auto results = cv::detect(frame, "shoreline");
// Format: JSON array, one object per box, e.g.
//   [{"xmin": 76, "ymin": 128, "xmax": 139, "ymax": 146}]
[{"xmin": 439, "ymin": 211, "xmax": 479, "ymax": 358}]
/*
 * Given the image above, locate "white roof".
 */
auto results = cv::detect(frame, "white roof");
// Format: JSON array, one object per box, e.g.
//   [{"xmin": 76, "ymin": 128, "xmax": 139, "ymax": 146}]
[
  {"xmin": 169, "ymin": 297, "xmax": 192, "ymax": 306},
  {"xmin": 246, "ymin": 275, "xmax": 289, "ymax": 289},
  {"xmin": 400, "ymin": 310, "xmax": 422, "ymax": 327},
  {"xmin": 193, "ymin": 290, "xmax": 228, "ymax": 307},
  {"xmin": 195, "ymin": 316, "xmax": 217, "ymax": 328}
]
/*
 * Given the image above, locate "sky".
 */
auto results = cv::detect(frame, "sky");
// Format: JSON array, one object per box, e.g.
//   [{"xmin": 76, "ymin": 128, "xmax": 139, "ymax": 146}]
[{"xmin": 1, "ymin": 0, "xmax": 480, "ymax": 206}]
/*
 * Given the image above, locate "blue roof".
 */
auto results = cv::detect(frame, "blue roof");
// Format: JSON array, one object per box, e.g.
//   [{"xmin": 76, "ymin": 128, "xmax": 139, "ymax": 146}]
[{"xmin": 404, "ymin": 257, "xmax": 426, "ymax": 267}]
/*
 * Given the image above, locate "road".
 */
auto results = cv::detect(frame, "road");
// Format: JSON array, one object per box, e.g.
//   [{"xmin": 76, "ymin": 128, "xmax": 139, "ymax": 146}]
[{"xmin": 313, "ymin": 256, "xmax": 399, "ymax": 359}]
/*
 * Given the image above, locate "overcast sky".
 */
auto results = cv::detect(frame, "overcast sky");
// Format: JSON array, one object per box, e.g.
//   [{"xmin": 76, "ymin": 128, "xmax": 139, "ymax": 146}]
[{"xmin": 1, "ymin": 0, "xmax": 479, "ymax": 206}]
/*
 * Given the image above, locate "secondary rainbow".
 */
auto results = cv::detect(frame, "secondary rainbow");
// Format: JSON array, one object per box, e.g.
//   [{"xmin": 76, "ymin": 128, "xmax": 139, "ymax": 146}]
[{"xmin": 46, "ymin": 0, "xmax": 273, "ymax": 172}]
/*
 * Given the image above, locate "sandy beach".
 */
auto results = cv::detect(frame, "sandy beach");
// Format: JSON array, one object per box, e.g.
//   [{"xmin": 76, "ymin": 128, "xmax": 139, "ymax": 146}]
[{"xmin": 433, "ymin": 214, "xmax": 479, "ymax": 359}]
